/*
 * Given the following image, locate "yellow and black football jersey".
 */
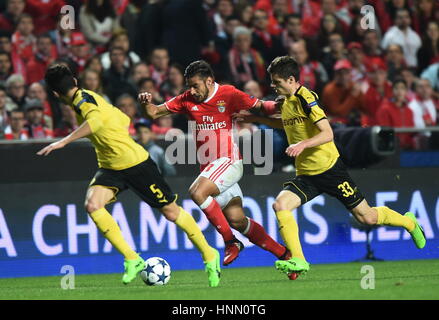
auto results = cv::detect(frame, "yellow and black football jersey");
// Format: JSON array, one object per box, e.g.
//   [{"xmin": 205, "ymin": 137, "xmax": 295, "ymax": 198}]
[
  {"xmin": 280, "ymin": 85, "xmax": 339, "ymax": 176},
  {"xmin": 71, "ymin": 89, "xmax": 148, "ymax": 170}
]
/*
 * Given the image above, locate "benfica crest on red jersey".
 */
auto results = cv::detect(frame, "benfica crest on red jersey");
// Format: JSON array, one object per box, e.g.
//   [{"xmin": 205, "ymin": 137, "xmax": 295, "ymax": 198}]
[{"xmin": 217, "ymin": 100, "xmax": 226, "ymax": 113}]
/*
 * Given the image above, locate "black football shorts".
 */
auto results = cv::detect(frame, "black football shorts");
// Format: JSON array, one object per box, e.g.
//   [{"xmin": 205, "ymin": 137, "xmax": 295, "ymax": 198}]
[
  {"xmin": 283, "ymin": 158, "xmax": 365, "ymax": 210},
  {"xmin": 89, "ymin": 156, "xmax": 177, "ymax": 208}
]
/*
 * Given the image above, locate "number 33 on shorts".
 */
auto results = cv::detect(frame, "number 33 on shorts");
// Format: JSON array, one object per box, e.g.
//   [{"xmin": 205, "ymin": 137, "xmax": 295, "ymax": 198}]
[
  {"xmin": 337, "ymin": 181, "xmax": 355, "ymax": 197},
  {"xmin": 150, "ymin": 184, "xmax": 168, "ymax": 203}
]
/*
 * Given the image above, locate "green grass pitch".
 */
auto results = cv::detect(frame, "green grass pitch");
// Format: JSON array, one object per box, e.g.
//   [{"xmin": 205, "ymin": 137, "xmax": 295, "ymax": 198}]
[{"xmin": 1, "ymin": 260, "xmax": 438, "ymax": 300}]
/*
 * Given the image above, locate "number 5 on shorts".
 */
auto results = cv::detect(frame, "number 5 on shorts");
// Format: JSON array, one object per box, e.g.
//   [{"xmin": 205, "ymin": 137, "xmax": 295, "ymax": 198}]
[{"xmin": 150, "ymin": 184, "xmax": 168, "ymax": 203}]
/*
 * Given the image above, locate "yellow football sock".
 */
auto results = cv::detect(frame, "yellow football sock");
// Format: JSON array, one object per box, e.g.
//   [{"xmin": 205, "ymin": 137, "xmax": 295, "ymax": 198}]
[
  {"xmin": 276, "ymin": 210, "xmax": 305, "ymax": 260},
  {"xmin": 175, "ymin": 207, "xmax": 216, "ymax": 262},
  {"xmin": 90, "ymin": 208, "xmax": 138, "ymax": 260},
  {"xmin": 374, "ymin": 206, "xmax": 415, "ymax": 232}
]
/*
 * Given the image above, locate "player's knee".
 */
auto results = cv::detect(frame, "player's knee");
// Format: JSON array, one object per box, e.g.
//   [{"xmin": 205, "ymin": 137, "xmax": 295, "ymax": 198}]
[
  {"xmin": 228, "ymin": 216, "xmax": 247, "ymax": 232},
  {"xmin": 84, "ymin": 200, "xmax": 103, "ymax": 214},
  {"xmin": 189, "ymin": 187, "xmax": 208, "ymax": 205},
  {"xmin": 160, "ymin": 203, "xmax": 179, "ymax": 222},
  {"xmin": 273, "ymin": 198, "xmax": 298, "ymax": 212}
]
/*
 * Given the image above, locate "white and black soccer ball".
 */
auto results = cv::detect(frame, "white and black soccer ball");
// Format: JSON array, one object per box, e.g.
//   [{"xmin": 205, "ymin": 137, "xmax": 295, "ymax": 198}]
[{"xmin": 140, "ymin": 257, "xmax": 171, "ymax": 286}]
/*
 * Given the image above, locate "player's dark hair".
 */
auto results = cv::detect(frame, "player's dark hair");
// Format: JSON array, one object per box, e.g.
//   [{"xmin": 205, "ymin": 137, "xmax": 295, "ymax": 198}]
[
  {"xmin": 44, "ymin": 64, "xmax": 76, "ymax": 95},
  {"xmin": 184, "ymin": 60, "xmax": 214, "ymax": 80},
  {"xmin": 267, "ymin": 56, "xmax": 300, "ymax": 81}
]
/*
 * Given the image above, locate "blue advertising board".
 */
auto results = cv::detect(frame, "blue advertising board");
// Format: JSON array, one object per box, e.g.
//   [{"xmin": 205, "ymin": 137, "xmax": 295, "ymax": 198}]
[{"xmin": 0, "ymin": 169, "xmax": 438, "ymax": 278}]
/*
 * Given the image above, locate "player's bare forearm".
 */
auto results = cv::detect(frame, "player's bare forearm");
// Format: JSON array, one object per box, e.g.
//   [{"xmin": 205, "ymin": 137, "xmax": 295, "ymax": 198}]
[
  {"xmin": 63, "ymin": 121, "xmax": 93, "ymax": 144},
  {"xmin": 285, "ymin": 119, "xmax": 334, "ymax": 157},
  {"xmin": 252, "ymin": 98, "xmax": 283, "ymax": 115},
  {"xmin": 138, "ymin": 92, "xmax": 171, "ymax": 119},
  {"xmin": 37, "ymin": 121, "xmax": 92, "ymax": 156},
  {"xmin": 303, "ymin": 119, "xmax": 334, "ymax": 148},
  {"xmin": 233, "ymin": 112, "xmax": 284, "ymax": 129},
  {"xmin": 302, "ymin": 129, "xmax": 333, "ymax": 149},
  {"xmin": 255, "ymin": 115, "xmax": 284, "ymax": 129},
  {"xmin": 143, "ymin": 103, "xmax": 158, "ymax": 119}
]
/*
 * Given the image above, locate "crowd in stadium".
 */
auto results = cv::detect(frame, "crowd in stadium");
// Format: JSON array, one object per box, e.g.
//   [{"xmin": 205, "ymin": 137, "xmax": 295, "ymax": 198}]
[{"xmin": 0, "ymin": 0, "xmax": 438, "ymax": 151}]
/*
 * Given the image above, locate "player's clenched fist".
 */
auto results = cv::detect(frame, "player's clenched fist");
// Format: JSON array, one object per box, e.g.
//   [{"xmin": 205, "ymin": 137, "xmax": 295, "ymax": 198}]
[{"xmin": 138, "ymin": 92, "xmax": 152, "ymax": 105}]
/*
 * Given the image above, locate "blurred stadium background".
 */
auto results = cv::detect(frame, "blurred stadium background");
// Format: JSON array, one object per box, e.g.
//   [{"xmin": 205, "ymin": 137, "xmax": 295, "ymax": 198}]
[{"xmin": 0, "ymin": 0, "xmax": 439, "ymax": 280}]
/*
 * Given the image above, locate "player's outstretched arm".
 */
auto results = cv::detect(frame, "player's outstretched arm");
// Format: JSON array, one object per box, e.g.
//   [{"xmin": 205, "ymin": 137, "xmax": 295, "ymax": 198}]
[
  {"xmin": 285, "ymin": 118, "xmax": 334, "ymax": 157},
  {"xmin": 233, "ymin": 112, "xmax": 284, "ymax": 129},
  {"xmin": 138, "ymin": 92, "xmax": 171, "ymax": 120},
  {"xmin": 251, "ymin": 96, "xmax": 285, "ymax": 115},
  {"xmin": 37, "ymin": 120, "xmax": 93, "ymax": 156}
]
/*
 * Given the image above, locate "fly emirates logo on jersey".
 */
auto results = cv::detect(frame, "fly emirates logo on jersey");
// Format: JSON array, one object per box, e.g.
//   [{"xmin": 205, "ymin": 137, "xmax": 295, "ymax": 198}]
[{"xmin": 196, "ymin": 115, "xmax": 227, "ymax": 131}]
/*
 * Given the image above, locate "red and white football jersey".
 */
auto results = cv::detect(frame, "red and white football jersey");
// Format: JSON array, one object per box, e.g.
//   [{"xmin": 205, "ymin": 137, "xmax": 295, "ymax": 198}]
[{"xmin": 165, "ymin": 83, "xmax": 258, "ymax": 170}]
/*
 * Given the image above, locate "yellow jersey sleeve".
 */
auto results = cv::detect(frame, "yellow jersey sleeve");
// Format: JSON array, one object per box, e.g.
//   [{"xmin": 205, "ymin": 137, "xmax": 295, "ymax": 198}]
[
  {"xmin": 295, "ymin": 88, "xmax": 327, "ymax": 124},
  {"xmin": 282, "ymin": 86, "xmax": 339, "ymax": 176},
  {"xmin": 74, "ymin": 91, "xmax": 103, "ymax": 133},
  {"xmin": 72, "ymin": 89, "xmax": 148, "ymax": 171}
]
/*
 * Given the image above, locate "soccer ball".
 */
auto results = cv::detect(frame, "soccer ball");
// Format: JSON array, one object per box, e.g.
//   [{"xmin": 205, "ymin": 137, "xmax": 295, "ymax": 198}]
[{"xmin": 140, "ymin": 257, "xmax": 171, "ymax": 286}]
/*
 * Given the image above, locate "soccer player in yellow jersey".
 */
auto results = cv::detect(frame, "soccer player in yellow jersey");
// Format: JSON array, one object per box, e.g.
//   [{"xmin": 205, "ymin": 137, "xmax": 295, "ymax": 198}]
[
  {"xmin": 238, "ymin": 56, "xmax": 426, "ymax": 278},
  {"xmin": 37, "ymin": 64, "xmax": 221, "ymax": 287}
]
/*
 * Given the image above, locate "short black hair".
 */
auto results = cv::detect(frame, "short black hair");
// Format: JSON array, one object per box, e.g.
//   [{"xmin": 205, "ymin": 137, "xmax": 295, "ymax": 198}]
[
  {"xmin": 267, "ymin": 56, "xmax": 300, "ymax": 81},
  {"xmin": 44, "ymin": 64, "xmax": 76, "ymax": 95},
  {"xmin": 184, "ymin": 60, "xmax": 214, "ymax": 80}
]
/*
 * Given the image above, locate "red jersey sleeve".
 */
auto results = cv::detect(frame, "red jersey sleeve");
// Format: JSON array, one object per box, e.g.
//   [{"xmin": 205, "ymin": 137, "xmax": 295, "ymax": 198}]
[
  {"xmin": 229, "ymin": 86, "xmax": 259, "ymax": 113},
  {"xmin": 164, "ymin": 92, "xmax": 188, "ymax": 114}
]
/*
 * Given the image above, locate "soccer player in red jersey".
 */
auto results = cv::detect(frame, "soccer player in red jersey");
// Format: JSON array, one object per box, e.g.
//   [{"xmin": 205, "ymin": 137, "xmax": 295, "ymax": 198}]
[{"xmin": 139, "ymin": 60, "xmax": 291, "ymax": 267}]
